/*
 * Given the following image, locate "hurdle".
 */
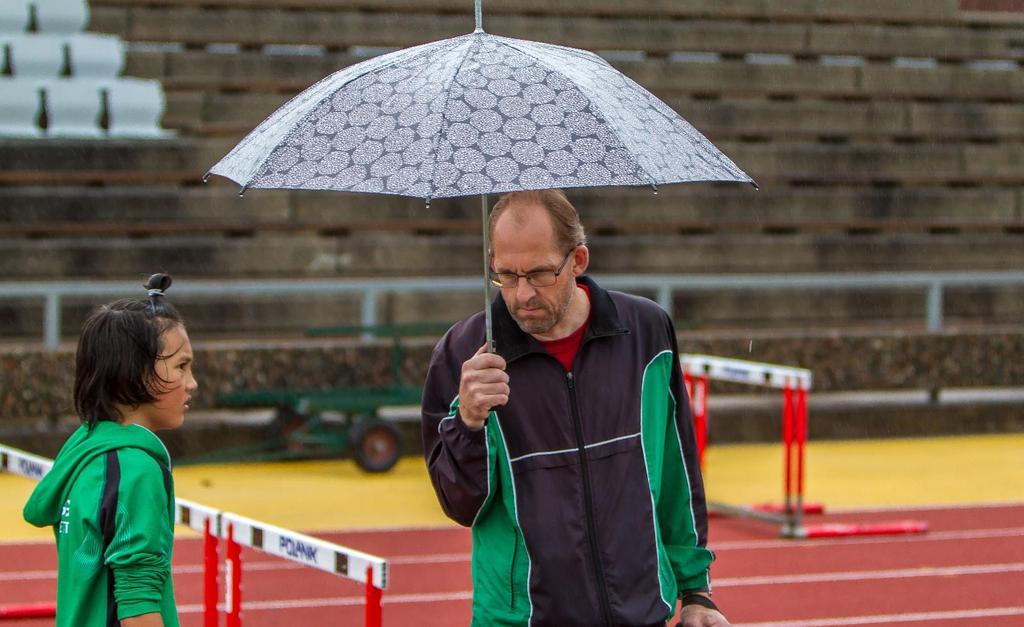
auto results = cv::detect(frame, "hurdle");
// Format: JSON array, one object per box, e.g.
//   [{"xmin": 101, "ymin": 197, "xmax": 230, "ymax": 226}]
[
  {"xmin": 680, "ymin": 354, "xmax": 928, "ymax": 539},
  {"xmin": 1, "ymin": 443, "xmax": 389, "ymax": 625},
  {"xmin": 0, "ymin": 445, "xmax": 57, "ymax": 620},
  {"xmin": 174, "ymin": 497, "xmax": 221, "ymax": 627},
  {"xmin": 218, "ymin": 511, "xmax": 388, "ymax": 627}
]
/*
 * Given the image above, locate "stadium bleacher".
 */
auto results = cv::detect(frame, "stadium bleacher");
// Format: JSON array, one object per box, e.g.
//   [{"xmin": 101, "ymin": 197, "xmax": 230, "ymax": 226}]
[
  {"xmin": 0, "ymin": 0, "xmax": 1022, "ymax": 338},
  {"xmin": 0, "ymin": 0, "xmax": 168, "ymax": 140}
]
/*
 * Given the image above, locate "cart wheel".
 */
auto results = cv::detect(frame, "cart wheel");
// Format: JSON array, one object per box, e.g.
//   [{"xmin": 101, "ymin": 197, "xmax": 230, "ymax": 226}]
[{"xmin": 351, "ymin": 418, "xmax": 402, "ymax": 473}]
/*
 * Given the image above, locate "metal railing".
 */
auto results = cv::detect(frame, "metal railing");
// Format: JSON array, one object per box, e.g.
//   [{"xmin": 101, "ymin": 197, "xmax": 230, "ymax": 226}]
[{"xmin": 2, "ymin": 271, "xmax": 1023, "ymax": 349}]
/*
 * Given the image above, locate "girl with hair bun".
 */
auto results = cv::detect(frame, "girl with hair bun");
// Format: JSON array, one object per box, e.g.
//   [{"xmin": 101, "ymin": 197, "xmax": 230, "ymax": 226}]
[{"xmin": 24, "ymin": 273, "xmax": 195, "ymax": 627}]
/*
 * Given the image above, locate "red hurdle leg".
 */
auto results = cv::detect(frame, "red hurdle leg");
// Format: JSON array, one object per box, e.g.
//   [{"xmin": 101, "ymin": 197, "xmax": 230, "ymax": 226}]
[
  {"xmin": 782, "ymin": 384, "xmax": 795, "ymax": 514},
  {"xmin": 684, "ymin": 372, "xmax": 694, "ymax": 426},
  {"xmin": 226, "ymin": 522, "xmax": 242, "ymax": 627},
  {"xmin": 694, "ymin": 375, "xmax": 708, "ymax": 468},
  {"xmin": 684, "ymin": 373, "xmax": 704, "ymax": 467},
  {"xmin": 794, "ymin": 386, "xmax": 808, "ymax": 532},
  {"xmin": 0, "ymin": 602, "xmax": 56, "ymax": 619},
  {"xmin": 685, "ymin": 371, "xmax": 715, "ymax": 510},
  {"xmin": 365, "ymin": 565, "xmax": 383, "ymax": 627},
  {"xmin": 796, "ymin": 387, "xmax": 808, "ymax": 502},
  {"xmin": 203, "ymin": 517, "xmax": 219, "ymax": 627}
]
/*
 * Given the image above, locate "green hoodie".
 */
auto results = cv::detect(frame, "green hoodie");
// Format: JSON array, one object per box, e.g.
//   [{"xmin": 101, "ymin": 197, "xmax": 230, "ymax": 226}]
[{"xmin": 24, "ymin": 421, "xmax": 179, "ymax": 627}]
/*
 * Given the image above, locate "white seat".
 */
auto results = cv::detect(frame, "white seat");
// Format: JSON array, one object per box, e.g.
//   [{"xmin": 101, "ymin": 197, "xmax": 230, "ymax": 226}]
[
  {"xmin": 105, "ymin": 78, "xmax": 173, "ymax": 138},
  {"xmin": 0, "ymin": 0, "xmax": 32, "ymax": 33},
  {"xmin": 5, "ymin": 33, "xmax": 66, "ymax": 77},
  {"xmin": 44, "ymin": 79, "xmax": 104, "ymax": 137},
  {"xmin": 67, "ymin": 32, "xmax": 124, "ymax": 78},
  {"xmin": 32, "ymin": 0, "xmax": 89, "ymax": 34},
  {"xmin": 0, "ymin": 77, "xmax": 44, "ymax": 137}
]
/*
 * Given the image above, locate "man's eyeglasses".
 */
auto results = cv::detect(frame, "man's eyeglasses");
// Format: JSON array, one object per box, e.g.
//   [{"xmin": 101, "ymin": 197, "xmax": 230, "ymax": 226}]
[{"xmin": 490, "ymin": 245, "xmax": 579, "ymax": 289}]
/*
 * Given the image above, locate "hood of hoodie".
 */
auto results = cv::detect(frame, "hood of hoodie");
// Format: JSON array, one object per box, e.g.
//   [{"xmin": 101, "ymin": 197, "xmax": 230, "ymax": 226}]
[{"xmin": 23, "ymin": 421, "xmax": 171, "ymax": 527}]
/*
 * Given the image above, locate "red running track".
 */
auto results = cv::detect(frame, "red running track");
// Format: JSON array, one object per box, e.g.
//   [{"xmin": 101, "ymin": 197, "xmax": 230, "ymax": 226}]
[{"xmin": 2, "ymin": 503, "xmax": 1023, "ymax": 626}]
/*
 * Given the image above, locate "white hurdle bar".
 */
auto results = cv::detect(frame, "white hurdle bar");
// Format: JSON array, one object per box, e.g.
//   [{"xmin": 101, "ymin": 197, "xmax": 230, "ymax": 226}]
[
  {"xmin": 221, "ymin": 511, "xmax": 388, "ymax": 589},
  {"xmin": 219, "ymin": 511, "xmax": 388, "ymax": 627},
  {"xmin": 681, "ymin": 353, "xmax": 812, "ymax": 391},
  {"xmin": 0, "ymin": 445, "xmax": 54, "ymax": 479}
]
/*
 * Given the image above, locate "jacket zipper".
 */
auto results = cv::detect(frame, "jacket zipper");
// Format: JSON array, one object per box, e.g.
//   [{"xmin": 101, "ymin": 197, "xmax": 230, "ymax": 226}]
[
  {"xmin": 566, "ymin": 371, "xmax": 615, "ymax": 626},
  {"xmin": 509, "ymin": 528, "xmax": 518, "ymax": 609}
]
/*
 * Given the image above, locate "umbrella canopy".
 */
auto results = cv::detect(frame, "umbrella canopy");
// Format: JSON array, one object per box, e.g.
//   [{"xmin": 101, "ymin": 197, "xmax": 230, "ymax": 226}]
[
  {"xmin": 207, "ymin": 10, "xmax": 756, "ymax": 350},
  {"xmin": 207, "ymin": 31, "xmax": 755, "ymax": 199}
]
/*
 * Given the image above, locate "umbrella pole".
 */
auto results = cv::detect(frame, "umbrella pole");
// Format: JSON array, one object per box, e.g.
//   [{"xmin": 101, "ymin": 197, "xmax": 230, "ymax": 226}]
[{"xmin": 481, "ymin": 193, "xmax": 494, "ymax": 353}]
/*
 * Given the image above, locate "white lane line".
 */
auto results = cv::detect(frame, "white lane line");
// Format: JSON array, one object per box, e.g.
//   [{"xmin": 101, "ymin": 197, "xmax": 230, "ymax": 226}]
[
  {"xmin": 8, "ymin": 559, "xmax": 1022, "ymax": 588},
  {"xmin": 16, "ymin": 522, "xmax": 1015, "ymax": 561},
  {"xmin": 826, "ymin": 501, "xmax": 1024, "ymax": 514},
  {"xmin": 1, "ymin": 502, "xmax": 1019, "ymax": 548},
  {"xmin": 0, "ymin": 568, "xmax": 55, "ymax": 581},
  {"xmin": 316, "ymin": 523, "xmax": 462, "ymax": 534},
  {"xmin": 177, "ymin": 590, "xmax": 474, "ymax": 613},
  {"xmin": 711, "ymin": 526, "xmax": 1024, "ymax": 551},
  {"xmin": 715, "ymin": 562, "xmax": 1024, "ymax": 587},
  {"xmin": 179, "ymin": 551, "xmax": 471, "ymax": 572},
  {"xmin": 177, "ymin": 599, "xmax": 1024, "ymax": 621},
  {"xmin": 390, "ymin": 552, "xmax": 472, "ymax": 565},
  {"xmin": 6, "ymin": 532, "xmax": 1024, "ymax": 583},
  {"xmin": 735, "ymin": 606, "xmax": 1024, "ymax": 626},
  {"xmin": 13, "ymin": 565, "xmax": 1023, "ymax": 618},
  {"xmin": 16, "ymin": 561, "xmax": 1020, "ymax": 592},
  {"xmin": 0, "ymin": 561, "xmax": 304, "ymax": 583},
  {"xmin": 0, "ymin": 553, "xmax": 474, "ymax": 583},
  {"xmin": 0, "ymin": 523, "xmax": 463, "ymax": 547}
]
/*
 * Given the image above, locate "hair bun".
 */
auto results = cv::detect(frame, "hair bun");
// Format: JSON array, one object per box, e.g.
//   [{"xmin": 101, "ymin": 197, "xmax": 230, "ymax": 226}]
[{"xmin": 145, "ymin": 273, "xmax": 173, "ymax": 293}]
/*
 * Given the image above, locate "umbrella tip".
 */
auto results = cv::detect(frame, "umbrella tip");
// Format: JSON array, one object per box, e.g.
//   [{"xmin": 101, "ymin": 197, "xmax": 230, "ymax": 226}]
[
  {"xmin": 425, "ymin": 197, "xmax": 431, "ymax": 209},
  {"xmin": 202, "ymin": 172, "xmax": 210, "ymax": 184},
  {"xmin": 238, "ymin": 185, "xmax": 247, "ymax": 198},
  {"xmin": 749, "ymin": 180, "xmax": 760, "ymax": 191},
  {"xmin": 650, "ymin": 184, "xmax": 659, "ymax": 196}
]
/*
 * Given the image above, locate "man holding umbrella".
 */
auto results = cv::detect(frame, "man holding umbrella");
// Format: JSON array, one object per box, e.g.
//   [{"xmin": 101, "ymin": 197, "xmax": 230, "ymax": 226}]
[
  {"xmin": 422, "ymin": 189, "xmax": 729, "ymax": 626},
  {"xmin": 204, "ymin": 9, "xmax": 751, "ymax": 621}
]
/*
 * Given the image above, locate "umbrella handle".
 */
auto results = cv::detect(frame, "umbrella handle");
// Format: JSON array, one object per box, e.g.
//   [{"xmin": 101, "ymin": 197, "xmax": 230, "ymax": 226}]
[{"xmin": 481, "ymin": 193, "xmax": 495, "ymax": 353}]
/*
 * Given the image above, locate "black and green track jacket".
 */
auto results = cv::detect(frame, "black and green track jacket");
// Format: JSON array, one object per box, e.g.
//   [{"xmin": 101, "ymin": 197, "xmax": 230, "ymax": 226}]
[
  {"xmin": 23, "ymin": 421, "xmax": 179, "ymax": 627},
  {"xmin": 422, "ymin": 276, "xmax": 714, "ymax": 626}
]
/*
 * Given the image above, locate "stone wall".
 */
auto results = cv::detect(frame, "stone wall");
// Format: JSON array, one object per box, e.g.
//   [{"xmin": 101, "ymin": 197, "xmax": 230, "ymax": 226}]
[
  {"xmin": 681, "ymin": 328, "xmax": 1024, "ymax": 393},
  {"xmin": 2, "ymin": 328, "xmax": 1022, "ymax": 423}
]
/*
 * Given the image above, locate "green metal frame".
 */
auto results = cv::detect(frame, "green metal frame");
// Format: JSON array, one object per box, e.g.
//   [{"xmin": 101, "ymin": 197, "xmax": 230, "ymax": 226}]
[{"xmin": 188, "ymin": 322, "xmax": 450, "ymax": 466}]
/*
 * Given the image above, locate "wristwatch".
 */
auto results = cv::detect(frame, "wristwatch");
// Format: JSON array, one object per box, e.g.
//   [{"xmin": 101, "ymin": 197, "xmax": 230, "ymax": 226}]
[{"xmin": 680, "ymin": 592, "xmax": 719, "ymax": 611}]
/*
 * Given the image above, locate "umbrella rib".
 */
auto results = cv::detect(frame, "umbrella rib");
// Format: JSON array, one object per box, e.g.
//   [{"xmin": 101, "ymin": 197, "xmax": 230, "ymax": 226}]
[
  {"xmin": 424, "ymin": 34, "xmax": 485, "ymax": 203},
  {"xmin": 493, "ymin": 37, "xmax": 662, "ymax": 189}
]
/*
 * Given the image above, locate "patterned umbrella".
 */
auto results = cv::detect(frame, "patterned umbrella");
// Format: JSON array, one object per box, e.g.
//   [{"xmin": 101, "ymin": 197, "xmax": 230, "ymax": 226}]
[{"xmin": 207, "ymin": 1, "xmax": 755, "ymax": 345}]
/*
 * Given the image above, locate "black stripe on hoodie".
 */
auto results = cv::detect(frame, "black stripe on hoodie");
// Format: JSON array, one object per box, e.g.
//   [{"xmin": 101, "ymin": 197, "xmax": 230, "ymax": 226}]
[{"xmin": 99, "ymin": 451, "xmax": 121, "ymax": 627}]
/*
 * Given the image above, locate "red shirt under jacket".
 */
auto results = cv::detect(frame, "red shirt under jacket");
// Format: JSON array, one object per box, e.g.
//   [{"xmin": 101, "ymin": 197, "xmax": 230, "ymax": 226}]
[{"xmin": 538, "ymin": 283, "xmax": 592, "ymax": 371}]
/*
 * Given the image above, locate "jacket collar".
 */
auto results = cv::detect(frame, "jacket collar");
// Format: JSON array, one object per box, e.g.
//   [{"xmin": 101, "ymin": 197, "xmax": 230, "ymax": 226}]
[{"xmin": 491, "ymin": 275, "xmax": 629, "ymax": 363}]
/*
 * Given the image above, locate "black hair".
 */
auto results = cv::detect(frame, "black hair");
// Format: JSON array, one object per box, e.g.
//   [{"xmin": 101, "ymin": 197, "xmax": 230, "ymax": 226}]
[{"xmin": 73, "ymin": 273, "xmax": 186, "ymax": 429}]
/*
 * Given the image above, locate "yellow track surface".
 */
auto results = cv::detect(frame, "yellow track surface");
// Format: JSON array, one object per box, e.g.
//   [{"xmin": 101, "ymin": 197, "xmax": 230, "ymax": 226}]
[{"xmin": 2, "ymin": 433, "xmax": 1022, "ymax": 542}]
